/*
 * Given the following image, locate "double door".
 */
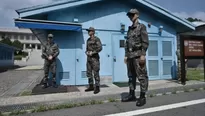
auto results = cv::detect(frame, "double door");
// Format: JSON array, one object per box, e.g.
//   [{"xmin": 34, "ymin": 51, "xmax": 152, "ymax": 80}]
[{"xmin": 147, "ymin": 36, "xmax": 174, "ymax": 80}]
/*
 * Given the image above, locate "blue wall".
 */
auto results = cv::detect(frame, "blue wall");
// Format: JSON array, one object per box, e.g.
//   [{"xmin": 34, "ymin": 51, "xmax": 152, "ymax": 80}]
[
  {"xmin": 29, "ymin": 0, "xmax": 178, "ymax": 85},
  {"xmin": 0, "ymin": 45, "xmax": 14, "ymax": 67}
]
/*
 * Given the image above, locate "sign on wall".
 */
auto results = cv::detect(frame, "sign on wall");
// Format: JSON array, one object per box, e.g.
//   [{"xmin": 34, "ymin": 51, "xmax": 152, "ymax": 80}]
[{"xmin": 184, "ymin": 40, "xmax": 204, "ymax": 57}]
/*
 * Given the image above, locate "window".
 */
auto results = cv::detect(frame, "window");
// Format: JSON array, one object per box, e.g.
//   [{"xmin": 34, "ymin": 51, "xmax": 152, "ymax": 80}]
[
  {"xmin": 32, "ymin": 44, "xmax": 36, "ymax": 49},
  {"xmin": 20, "ymin": 35, "xmax": 24, "ymax": 40},
  {"xmin": 37, "ymin": 44, "xmax": 41, "ymax": 50},
  {"xmin": 14, "ymin": 34, "xmax": 18, "ymax": 39},
  {"xmin": 26, "ymin": 44, "xmax": 30, "ymax": 49},
  {"xmin": 32, "ymin": 35, "xmax": 36, "ymax": 40},
  {"xmin": 119, "ymin": 40, "xmax": 126, "ymax": 48},
  {"xmin": 26, "ymin": 35, "xmax": 30, "ymax": 40}
]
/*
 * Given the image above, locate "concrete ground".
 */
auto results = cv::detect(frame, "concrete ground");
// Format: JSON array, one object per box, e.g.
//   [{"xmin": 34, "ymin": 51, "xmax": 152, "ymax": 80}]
[
  {"xmin": 19, "ymin": 88, "xmax": 205, "ymax": 116},
  {"xmin": 0, "ymin": 69, "xmax": 43, "ymax": 97},
  {"xmin": 0, "ymin": 66, "xmax": 205, "ymax": 114}
]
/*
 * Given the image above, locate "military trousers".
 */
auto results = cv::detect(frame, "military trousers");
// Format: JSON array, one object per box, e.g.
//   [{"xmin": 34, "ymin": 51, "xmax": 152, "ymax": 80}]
[
  {"xmin": 43, "ymin": 59, "xmax": 57, "ymax": 84},
  {"xmin": 127, "ymin": 57, "xmax": 148, "ymax": 92},
  {"xmin": 86, "ymin": 57, "xmax": 100, "ymax": 86}
]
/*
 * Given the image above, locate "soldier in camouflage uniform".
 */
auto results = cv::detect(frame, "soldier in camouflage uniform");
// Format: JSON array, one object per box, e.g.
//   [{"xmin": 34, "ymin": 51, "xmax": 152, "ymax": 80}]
[
  {"xmin": 176, "ymin": 49, "xmax": 188, "ymax": 83},
  {"xmin": 41, "ymin": 34, "xmax": 60, "ymax": 88},
  {"xmin": 84, "ymin": 27, "xmax": 102, "ymax": 94},
  {"xmin": 121, "ymin": 9, "xmax": 149, "ymax": 107}
]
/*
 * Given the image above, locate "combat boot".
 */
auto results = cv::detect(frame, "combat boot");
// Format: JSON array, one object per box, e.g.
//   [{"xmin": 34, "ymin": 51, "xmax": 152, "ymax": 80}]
[
  {"xmin": 136, "ymin": 92, "xmax": 146, "ymax": 106},
  {"xmin": 42, "ymin": 83, "xmax": 49, "ymax": 89},
  {"xmin": 85, "ymin": 84, "xmax": 94, "ymax": 92},
  {"xmin": 121, "ymin": 90, "xmax": 136, "ymax": 102},
  {"xmin": 52, "ymin": 81, "xmax": 58, "ymax": 88},
  {"xmin": 94, "ymin": 86, "xmax": 100, "ymax": 94},
  {"xmin": 41, "ymin": 78, "xmax": 49, "ymax": 89}
]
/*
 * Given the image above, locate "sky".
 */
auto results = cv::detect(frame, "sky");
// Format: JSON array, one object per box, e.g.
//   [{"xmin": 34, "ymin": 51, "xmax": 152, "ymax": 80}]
[{"xmin": 0, "ymin": 0, "xmax": 204, "ymax": 27}]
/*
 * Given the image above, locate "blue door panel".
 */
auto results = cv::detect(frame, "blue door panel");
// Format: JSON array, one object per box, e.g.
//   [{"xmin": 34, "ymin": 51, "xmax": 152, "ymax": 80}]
[
  {"xmin": 112, "ymin": 33, "xmax": 127, "ymax": 82},
  {"xmin": 54, "ymin": 32, "xmax": 76, "ymax": 85}
]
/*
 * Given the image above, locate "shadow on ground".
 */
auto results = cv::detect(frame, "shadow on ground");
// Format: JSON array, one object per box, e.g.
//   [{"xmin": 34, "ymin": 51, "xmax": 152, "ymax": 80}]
[{"xmin": 0, "ymin": 65, "xmax": 25, "ymax": 73}]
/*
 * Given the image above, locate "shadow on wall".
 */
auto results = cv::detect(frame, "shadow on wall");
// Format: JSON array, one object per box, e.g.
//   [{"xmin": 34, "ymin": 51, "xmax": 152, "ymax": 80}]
[
  {"xmin": 46, "ymin": 30, "xmax": 85, "ymax": 85},
  {"xmin": 171, "ymin": 61, "xmax": 177, "ymax": 80},
  {"xmin": 187, "ymin": 59, "xmax": 203, "ymax": 68}
]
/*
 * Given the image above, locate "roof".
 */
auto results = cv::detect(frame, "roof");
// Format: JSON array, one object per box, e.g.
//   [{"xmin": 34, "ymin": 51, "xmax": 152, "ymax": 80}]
[
  {"xmin": 0, "ymin": 27, "xmax": 32, "ymax": 34},
  {"xmin": 15, "ymin": 0, "xmax": 195, "ymax": 30},
  {"xmin": 192, "ymin": 21, "xmax": 205, "ymax": 27},
  {"xmin": 0, "ymin": 43, "xmax": 21, "ymax": 51}
]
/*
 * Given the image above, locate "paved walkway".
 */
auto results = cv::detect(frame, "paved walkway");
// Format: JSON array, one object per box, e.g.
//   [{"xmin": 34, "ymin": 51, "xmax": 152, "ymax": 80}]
[
  {"xmin": 0, "ymin": 80, "xmax": 204, "ymax": 107},
  {"xmin": 0, "ymin": 70, "xmax": 43, "ymax": 97},
  {"xmin": 15, "ymin": 65, "xmax": 43, "ymax": 70}
]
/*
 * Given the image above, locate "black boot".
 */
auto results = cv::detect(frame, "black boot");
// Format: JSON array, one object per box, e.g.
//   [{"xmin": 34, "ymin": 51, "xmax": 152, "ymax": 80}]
[
  {"xmin": 42, "ymin": 83, "xmax": 49, "ymax": 89},
  {"xmin": 121, "ymin": 90, "xmax": 136, "ymax": 102},
  {"xmin": 52, "ymin": 81, "xmax": 58, "ymax": 88},
  {"xmin": 41, "ymin": 78, "xmax": 49, "ymax": 89},
  {"xmin": 136, "ymin": 92, "xmax": 146, "ymax": 107},
  {"xmin": 94, "ymin": 86, "xmax": 100, "ymax": 94},
  {"xmin": 85, "ymin": 84, "xmax": 94, "ymax": 92}
]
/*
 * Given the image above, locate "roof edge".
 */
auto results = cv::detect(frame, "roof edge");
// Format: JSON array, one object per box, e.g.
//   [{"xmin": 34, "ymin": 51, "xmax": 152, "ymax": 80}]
[{"xmin": 141, "ymin": 0, "xmax": 195, "ymax": 29}]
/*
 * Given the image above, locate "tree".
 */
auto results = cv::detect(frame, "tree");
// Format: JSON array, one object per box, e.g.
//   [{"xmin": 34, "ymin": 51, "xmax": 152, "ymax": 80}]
[
  {"xmin": 12, "ymin": 40, "xmax": 23, "ymax": 49},
  {"xmin": 0, "ymin": 36, "xmax": 13, "ymax": 46},
  {"xmin": 186, "ymin": 17, "xmax": 203, "ymax": 22}
]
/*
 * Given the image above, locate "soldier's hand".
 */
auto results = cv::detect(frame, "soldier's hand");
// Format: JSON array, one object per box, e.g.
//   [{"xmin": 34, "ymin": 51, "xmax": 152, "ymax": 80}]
[
  {"xmin": 139, "ymin": 55, "xmax": 146, "ymax": 65},
  {"xmin": 89, "ymin": 51, "xmax": 93, "ymax": 56},
  {"xmin": 86, "ymin": 51, "xmax": 90, "ymax": 56},
  {"xmin": 48, "ymin": 55, "xmax": 53, "ymax": 60},
  {"xmin": 124, "ymin": 57, "xmax": 127, "ymax": 64}
]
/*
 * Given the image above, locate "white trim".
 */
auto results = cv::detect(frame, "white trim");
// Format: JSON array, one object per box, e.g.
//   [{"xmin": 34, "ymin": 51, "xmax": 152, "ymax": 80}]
[{"xmin": 104, "ymin": 98, "xmax": 205, "ymax": 116}]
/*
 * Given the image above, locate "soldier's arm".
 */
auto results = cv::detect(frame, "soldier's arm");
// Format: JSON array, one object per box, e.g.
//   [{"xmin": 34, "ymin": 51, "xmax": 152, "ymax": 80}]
[
  {"xmin": 41, "ymin": 46, "xmax": 47, "ymax": 59},
  {"xmin": 52, "ymin": 44, "xmax": 60, "ymax": 58},
  {"xmin": 140, "ymin": 24, "xmax": 149, "ymax": 56},
  {"xmin": 124, "ymin": 39, "xmax": 128, "ymax": 57},
  {"xmin": 85, "ymin": 39, "xmax": 89, "ymax": 54},
  {"xmin": 92, "ymin": 38, "xmax": 102, "ymax": 54}
]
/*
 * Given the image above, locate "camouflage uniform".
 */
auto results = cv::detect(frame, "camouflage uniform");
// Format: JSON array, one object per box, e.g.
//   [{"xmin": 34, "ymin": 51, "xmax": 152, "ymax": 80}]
[
  {"xmin": 41, "ymin": 34, "xmax": 60, "ymax": 88},
  {"xmin": 85, "ymin": 27, "xmax": 102, "ymax": 94},
  {"xmin": 122, "ymin": 9, "xmax": 149, "ymax": 105},
  {"xmin": 86, "ymin": 36, "xmax": 102, "ymax": 86}
]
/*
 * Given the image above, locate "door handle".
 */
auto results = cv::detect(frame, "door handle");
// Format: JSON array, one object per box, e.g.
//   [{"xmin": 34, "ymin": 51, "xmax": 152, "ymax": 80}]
[
  {"xmin": 76, "ymin": 59, "xmax": 79, "ymax": 62},
  {"xmin": 113, "ymin": 56, "xmax": 116, "ymax": 62}
]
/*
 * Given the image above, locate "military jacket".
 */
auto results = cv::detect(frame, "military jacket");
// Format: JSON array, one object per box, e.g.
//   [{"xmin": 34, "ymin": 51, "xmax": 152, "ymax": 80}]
[
  {"xmin": 125, "ymin": 22, "xmax": 149, "ymax": 58},
  {"xmin": 42, "ymin": 42, "xmax": 60, "ymax": 60},
  {"xmin": 86, "ymin": 36, "xmax": 102, "ymax": 58}
]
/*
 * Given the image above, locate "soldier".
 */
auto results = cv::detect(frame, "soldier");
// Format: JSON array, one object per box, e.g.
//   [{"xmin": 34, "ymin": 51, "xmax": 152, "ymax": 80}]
[
  {"xmin": 84, "ymin": 27, "xmax": 102, "ymax": 94},
  {"xmin": 41, "ymin": 34, "xmax": 60, "ymax": 89},
  {"xmin": 121, "ymin": 9, "xmax": 149, "ymax": 107}
]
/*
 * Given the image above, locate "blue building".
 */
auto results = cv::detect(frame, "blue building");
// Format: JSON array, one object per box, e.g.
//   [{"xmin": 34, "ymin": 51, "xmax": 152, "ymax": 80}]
[
  {"xmin": 14, "ymin": 0, "xmax": 196, "ymax": 85},
  {"xmin": 0, "ymin": 43, "xmax": 19, "ymax": 67}
]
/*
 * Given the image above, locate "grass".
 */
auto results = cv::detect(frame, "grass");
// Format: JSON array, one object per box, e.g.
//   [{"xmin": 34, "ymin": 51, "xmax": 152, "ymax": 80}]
[
  {"xmin": 113, "ymin": 82, "xmax": 128, "ymax": 87},
  {"xmin": 2, "ymin": 87, "xmax": 205, "ymax": 116},
  {"xmin": 108, "ymin": 98, "xmax": 118, "ymax": 102},
  {"xmin": 187, "ymin": 68, "xmax": 204, "ymax": 81},
  {"xmin": 19, "ymin": 90, "xmax": 32, "ymax": 96}
]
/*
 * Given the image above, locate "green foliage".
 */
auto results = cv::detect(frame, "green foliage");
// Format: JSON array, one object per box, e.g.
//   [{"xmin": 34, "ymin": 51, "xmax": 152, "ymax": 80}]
[
  {"xmin": 12, "ymin": 40, "xmax": 23, "ymax": 49},
  {"xmin": 14, "ymin": 55, "xmax": 22, "ymax": 60},
  {"xmin": 186, "ymin": 17, "xmax": 203, "ymax": 22},
  {"xmin": 0, "ymin": 37, "xmax": 12, "ymax": 46}
]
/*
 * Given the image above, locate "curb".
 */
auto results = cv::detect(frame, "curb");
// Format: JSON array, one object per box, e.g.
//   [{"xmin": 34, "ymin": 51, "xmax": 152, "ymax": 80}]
[{"xmin": 0, "ymin": 83, "xmax": 205, "ymax": 115}]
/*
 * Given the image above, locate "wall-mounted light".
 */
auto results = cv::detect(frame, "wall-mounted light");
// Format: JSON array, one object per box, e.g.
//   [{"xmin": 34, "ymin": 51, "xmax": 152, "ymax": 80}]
[
  {"xmin": 158, "ymin": 25, "xmax": 163, "ymax": 36},
  {"xmin": 120, "ymin": 23, "xmax": 125, "ymax": 34},
  {"xmin": 73, "ymin": 18, "xmax": 79, "ymax": 23},
  {"xmin": 148, "ymin": 22, "xmax": 152, "ymax": 28}
]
